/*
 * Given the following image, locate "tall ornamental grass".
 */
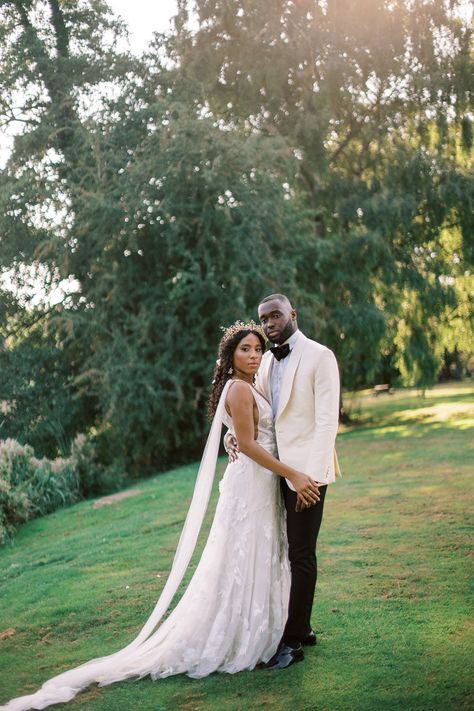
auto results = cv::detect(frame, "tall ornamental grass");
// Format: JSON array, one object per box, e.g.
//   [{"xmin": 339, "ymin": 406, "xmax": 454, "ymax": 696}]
[{"xmin": 0, "ymin": 436, "xmax": 125, "ymax": 544}]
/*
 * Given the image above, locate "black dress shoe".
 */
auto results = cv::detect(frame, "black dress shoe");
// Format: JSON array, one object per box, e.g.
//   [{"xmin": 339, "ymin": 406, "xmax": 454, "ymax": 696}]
[
  {"xmin": 262, "ymin": 642, "xmax": 304, "ymax": 670},
  {"xmin": 301, "ymin": 630, "xmax": 317, "ymax": 646}
]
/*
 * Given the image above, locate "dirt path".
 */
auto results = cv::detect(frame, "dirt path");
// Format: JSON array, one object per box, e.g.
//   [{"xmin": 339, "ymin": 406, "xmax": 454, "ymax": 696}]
[{"xmin": 91, "ymin": 489, "xmax": 141, "ymax": 509}]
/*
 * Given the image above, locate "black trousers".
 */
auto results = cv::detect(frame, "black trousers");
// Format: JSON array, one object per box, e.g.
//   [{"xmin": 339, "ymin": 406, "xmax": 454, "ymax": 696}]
[{"xmin": 281, "ymin": 481, "xmax": 327, "ymax": 645}]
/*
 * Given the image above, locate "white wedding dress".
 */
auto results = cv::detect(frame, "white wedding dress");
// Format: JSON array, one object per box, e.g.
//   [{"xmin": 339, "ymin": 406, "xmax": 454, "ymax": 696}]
[{"xmin": 2, "ymin": 381, "xmax": 290, "ymax": 710}]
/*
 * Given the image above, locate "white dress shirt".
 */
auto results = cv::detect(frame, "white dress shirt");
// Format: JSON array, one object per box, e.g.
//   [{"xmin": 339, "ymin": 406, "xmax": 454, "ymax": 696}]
[{"xmin": 270, "ymin": 329, "xmax": 301, "ymax": 419}]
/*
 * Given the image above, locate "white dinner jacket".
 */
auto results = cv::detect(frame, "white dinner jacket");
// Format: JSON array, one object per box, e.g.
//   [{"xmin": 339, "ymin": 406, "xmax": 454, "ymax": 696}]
[{"xmin": 255, "ymin": 331, "xmax": 341, "ymax": 487}]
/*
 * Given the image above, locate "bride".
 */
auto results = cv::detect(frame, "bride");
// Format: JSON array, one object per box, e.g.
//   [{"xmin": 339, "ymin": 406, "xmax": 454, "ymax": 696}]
[{"xmin": 1, "ymin": 321, "xmax": 319, "ymax": 710}]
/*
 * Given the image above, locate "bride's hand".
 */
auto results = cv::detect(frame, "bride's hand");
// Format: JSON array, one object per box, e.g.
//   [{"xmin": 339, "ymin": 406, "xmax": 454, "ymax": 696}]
[
  {"xmin": 290, "ymin": 473, "xmax": 320, "ymax": 512},
  {"xmin": 223, "ymin": 432, "xmax": 239, "ymax": 463}
]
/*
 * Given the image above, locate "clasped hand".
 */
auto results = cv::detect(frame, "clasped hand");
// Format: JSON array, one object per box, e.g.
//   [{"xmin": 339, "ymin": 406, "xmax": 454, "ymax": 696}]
[{"xmin": 293, "ymin": 474, "xmax": 320, "ymax": 512}]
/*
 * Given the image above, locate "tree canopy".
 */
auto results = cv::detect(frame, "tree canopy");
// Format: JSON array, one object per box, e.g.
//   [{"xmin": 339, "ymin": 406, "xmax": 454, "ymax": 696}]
[{"xmin": 0, "ymin": 0, "xmax": 472, "ymax": 473}]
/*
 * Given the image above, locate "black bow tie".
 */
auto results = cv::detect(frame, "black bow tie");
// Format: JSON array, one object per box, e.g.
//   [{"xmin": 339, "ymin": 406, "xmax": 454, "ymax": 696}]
[{"xmin": 270, "ymin": 343, "xmax": 291, "ymax": 361}]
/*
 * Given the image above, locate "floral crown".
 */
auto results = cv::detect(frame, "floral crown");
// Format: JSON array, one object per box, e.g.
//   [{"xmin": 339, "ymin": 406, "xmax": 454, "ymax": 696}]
[{"xmin": 220, "ymin": 319, "xmax": 266, "ymax": 343}]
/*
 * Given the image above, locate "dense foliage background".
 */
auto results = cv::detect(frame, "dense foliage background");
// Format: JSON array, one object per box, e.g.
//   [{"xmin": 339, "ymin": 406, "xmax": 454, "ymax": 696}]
[{"xmin": 0, "ymin": 0, "xmax": 472, "ymax": 484}]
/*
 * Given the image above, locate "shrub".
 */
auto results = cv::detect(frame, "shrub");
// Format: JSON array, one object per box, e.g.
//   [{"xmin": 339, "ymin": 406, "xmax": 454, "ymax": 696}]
[
  {"xmin": 27, "ymin": 457, "xmax": 80, "ymax": 516},
  {"xmin": 0, "ymin": 439, "xmax": 34, "ymax": 486},
  {"xmin": 0, "ymin": 435, "xmax": 127, "ymax": 543},
  {"xmin": 0, "ymin": 477, "xmax": 30, "ymax": 544},
  {"xmin": 70, "ymin": 434, "xmax": 127, "ymax": 498}
]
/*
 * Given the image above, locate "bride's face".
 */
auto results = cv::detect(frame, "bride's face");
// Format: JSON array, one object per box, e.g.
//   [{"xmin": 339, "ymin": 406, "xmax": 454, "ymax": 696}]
[{"xmin": 232, "ymin": 333, "xmax": 263, "ymax": 379}]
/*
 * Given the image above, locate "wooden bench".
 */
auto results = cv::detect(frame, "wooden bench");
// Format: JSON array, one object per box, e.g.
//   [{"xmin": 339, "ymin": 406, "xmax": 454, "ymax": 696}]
[{"xmin": 373, "ymin": 384, "xmax": 395, "ymax": 396}]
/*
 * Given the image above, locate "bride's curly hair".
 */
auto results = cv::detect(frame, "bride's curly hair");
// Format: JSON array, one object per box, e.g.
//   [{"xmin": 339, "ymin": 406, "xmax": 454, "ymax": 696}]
[{"xmin": 207, "ymin": 326, "xmax": 266, "ymax": 420}]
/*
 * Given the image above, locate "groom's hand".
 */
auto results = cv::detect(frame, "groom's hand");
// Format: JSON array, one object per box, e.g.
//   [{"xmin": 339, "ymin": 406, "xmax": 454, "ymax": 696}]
[
  {"xmin": 296, "ymin": 490, "xmax": 320, "ymax": 512},
  {"xmin": 223, "ymin": 432, "xmax": 240, "ymax": 463},
  {"xmin": 295, "ymin": 494, "xmax": 310, "ymax": 512}
]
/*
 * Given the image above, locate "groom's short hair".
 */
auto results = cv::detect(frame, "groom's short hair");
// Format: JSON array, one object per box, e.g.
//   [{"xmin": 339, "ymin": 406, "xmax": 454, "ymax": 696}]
[{"xmin": 259, "ymin": 293, "xmax": 293, "ymax": 308}]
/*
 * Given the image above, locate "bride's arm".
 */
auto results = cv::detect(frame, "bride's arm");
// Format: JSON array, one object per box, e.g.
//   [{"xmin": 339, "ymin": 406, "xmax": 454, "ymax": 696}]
[{"xmin": 226, "ymin": 381, "xmax": 320, "ymax": 506}]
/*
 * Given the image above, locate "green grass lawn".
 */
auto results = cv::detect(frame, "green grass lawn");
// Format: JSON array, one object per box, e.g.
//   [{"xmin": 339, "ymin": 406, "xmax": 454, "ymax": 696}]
[{"xmin": 0, "ymin": 381, "xmax": 472, "ymax": 711}]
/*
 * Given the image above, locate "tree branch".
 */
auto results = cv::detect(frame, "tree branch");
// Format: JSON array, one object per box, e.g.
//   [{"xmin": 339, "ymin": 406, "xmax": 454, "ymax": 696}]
[{"xmin": 48, "ymin": 0, "xmax": 70, "ymax": 59}]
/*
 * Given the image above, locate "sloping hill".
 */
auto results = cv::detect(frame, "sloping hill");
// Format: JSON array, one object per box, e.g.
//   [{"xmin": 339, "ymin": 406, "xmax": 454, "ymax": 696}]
[{"xmin": 1, "ymin": 383, "xmax": 472, "ymax": 711}]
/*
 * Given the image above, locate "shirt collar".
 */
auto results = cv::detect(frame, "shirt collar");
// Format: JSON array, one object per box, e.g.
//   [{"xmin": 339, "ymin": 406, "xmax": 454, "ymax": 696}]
[{"xmin": 282, "ymin": 329, "xmax": 301, "ymax": 350}]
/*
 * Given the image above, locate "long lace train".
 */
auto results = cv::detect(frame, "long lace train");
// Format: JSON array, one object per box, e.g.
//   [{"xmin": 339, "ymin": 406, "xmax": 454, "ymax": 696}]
[{"xmin": 1, "ymin": 382, "xmax": 289, "ymax": 710}]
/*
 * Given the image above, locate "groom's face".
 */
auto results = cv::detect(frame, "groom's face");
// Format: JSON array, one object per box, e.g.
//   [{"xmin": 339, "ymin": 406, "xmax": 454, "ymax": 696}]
[{"xmin": 258, "ymin": 298, "xmax": 297, "ymax": 344}]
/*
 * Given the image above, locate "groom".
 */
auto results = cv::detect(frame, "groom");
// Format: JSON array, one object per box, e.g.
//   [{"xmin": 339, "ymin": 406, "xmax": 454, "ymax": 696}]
[{"xmin": 256, "ymin": 293, "xmax": 340, "ymax": 669}]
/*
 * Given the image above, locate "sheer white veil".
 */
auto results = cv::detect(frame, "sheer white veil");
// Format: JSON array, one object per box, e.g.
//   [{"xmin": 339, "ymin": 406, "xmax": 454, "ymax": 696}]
[{"xmin": 1, "ymin": 381, "xmax": 233, "ymax": 711}]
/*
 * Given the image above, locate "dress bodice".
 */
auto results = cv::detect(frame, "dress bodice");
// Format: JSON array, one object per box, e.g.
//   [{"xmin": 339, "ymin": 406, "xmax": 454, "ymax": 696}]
[{"xmin": 222, "ymin": 381, "xmax": 276, "ymax": 454}]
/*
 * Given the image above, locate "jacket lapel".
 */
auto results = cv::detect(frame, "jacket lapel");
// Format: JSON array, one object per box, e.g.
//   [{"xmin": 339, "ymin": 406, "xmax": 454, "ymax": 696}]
[{"xmin": 276, "ymin": 332, "xmax": 307, "ymax": 420}]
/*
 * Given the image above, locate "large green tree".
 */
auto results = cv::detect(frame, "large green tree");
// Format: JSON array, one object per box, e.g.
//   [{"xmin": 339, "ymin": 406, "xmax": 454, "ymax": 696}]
[
  {"xmin": 162, "ymin": 0, "xmax": 473, "ymax": 387},
  {"xmin": 0, "ymin": 0, "xmax": 472, "ymax": 478},
  {"xmin": 0, "ymin": 1, "xmax": 314, "ymax": 471},
  {"xmin": 61, "ymin": 91, "xmax": 314, "ymax": 470},
  {"xmin": 0, "ymin": 0, "xmax": 134, "ymax": 459}
]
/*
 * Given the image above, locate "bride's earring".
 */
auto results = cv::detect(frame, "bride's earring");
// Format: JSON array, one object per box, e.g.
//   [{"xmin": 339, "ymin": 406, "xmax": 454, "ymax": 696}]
[{"xmin": 228, "ymin": 367, "xmax": 233, "ymax": 374}]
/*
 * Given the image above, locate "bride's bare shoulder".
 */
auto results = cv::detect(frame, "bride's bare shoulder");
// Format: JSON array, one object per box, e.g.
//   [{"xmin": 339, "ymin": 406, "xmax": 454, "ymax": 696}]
[{"xmin": 225, "ymin": 380, "xmax": 254, "ymax": 411}]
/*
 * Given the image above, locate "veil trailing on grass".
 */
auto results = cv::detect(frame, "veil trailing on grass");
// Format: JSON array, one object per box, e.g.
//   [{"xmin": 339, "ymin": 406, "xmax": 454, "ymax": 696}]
[{"xmin": 2, "ymin": 381, "xmax": 233, "ymax": 711}]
